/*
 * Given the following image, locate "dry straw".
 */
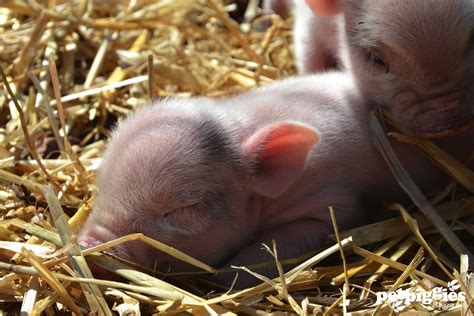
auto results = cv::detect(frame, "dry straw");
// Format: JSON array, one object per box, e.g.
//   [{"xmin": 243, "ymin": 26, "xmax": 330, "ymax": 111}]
[{"xmin": 0, "ymin": 0, "xmax": 472, "ymax": 314}]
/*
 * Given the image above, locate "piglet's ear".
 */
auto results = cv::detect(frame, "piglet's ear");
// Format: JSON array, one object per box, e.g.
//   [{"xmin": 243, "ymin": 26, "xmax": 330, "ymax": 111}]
[
  {"xmin": 242, "ymin": 122, "xmax": 319, "ymax": 198},
  {"xmin": 305, "ymin": 0, "xmax": 342, "ymax": 16}
]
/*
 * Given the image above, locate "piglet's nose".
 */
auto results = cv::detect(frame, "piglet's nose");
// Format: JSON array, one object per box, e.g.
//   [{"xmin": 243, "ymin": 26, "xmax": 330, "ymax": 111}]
[
  {"xmin": 77, "ymin": 224, "xmax": 117, "ymax": 249},
  {"xmin": 77, "ymin": 235, "xmax": 104, "ymax": 249}
]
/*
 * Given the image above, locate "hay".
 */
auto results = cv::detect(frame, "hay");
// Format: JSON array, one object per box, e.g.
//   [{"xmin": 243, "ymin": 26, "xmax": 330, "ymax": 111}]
[{"xmin": 0, "ymin": 0, "xmax": 472, "ymax": 314}]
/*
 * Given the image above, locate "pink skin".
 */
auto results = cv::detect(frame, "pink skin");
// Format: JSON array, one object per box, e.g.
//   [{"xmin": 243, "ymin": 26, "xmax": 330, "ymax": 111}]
[
  {"xmin": 78, "ymin": 72, "xmax": 472, "ymax": 287},
  {"xmin": 271, "ymin": 0, "xmax": 474, "ymax": 139}
]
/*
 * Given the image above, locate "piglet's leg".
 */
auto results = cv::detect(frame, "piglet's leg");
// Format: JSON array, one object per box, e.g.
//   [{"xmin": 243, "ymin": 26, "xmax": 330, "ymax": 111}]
[{"xmin": 213, "ymin": 219, "xmax": 333, "ymax": 289}]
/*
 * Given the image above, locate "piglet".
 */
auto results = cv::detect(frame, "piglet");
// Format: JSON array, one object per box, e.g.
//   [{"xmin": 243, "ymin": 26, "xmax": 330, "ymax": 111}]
[
  {"xmin": 281, "ymin": 0, "xmax": 474, "ymax": 139},
  {"xmin": 78, "ymin": 71, "xmax": 472, "ymax": 287}
]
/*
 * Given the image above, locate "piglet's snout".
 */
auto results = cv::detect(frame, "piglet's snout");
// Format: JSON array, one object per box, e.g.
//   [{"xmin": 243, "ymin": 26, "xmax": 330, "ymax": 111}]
[
  {"xmin": 78, "ymin": 225, "xmax": 111, "ymax": 247},
  {"xmin": 414, "ymin": 95, "xmax": 473, "ymax": 138},
  {"xmin": 394, "ymin": 89, "xmax": 473, "ymax": 138},
  {"xmin": 77, "ymin": 224, "xmax": 129, "ymax": 256}
]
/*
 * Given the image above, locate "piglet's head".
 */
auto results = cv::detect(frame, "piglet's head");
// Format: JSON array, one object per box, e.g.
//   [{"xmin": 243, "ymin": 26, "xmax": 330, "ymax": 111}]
[
  {"xmin": 78, "ymin": 100, "xmax": 319, "ymax": 271},
  {"xmin": 307, "ymin": 0, "xmax": 474, "ymax": 139}
]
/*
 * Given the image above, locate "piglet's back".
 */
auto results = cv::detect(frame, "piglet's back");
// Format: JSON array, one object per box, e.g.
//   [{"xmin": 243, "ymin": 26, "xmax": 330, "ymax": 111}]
[{"xmin": 223, "ymin": 72, "xmax": 378, "ymax": 183}]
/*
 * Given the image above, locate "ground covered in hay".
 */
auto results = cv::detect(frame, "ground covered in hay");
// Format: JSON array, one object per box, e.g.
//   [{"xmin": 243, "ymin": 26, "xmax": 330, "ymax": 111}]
[{"xmin": 0, "ymin": 0, "xmax": 473, "ymax": 315}]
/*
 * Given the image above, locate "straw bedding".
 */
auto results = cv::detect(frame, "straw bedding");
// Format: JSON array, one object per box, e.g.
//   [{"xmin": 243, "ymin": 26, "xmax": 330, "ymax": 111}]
[{"xmin": 0, "ymin": 0, "xmax": 472, "ymax": 314}]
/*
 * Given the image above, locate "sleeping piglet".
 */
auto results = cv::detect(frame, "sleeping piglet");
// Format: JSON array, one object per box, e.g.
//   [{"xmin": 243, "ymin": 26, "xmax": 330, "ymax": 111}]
[
  {"xmin": 272, "ymin": 0, "xmax": 474, "ymax": 139},
  {"xmin": 78, "ymin": 72, "xmax": 472, "ymax": 287}
]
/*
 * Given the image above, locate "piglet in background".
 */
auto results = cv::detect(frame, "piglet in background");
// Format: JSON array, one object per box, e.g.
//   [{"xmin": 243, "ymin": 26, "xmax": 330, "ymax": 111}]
[
  {"xmin": 78, "ymin": 70, "xmax": 472, "ymax": 287},
  {"xmin": 268, "ymin": 0, "xmax": 474, "ymax": 139}
]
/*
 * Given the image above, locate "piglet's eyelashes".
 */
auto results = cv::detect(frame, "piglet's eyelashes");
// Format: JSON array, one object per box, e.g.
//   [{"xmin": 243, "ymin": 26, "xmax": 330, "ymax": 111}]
[
  {"xmin": 165, "ymin": 196, "xmax": 204, "ymax": 216},
  {"xmin": 360, "ymin": 47, "xmax": 389, "ymax": 74}
]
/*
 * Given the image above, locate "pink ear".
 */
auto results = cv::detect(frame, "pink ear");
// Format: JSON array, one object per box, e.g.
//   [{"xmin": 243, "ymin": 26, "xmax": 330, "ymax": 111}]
[
  {"xmin": 305, "ymin": 0, "xmax": 342, "ymax": 16},
  {"xmin": 242, "ymin": 122, "xmax": 320, "ymax": 198}
]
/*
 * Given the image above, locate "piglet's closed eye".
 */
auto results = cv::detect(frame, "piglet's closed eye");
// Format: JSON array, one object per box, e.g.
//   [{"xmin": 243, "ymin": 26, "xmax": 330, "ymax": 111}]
[{"xmin": 242, "ymin": 122, "xmax": 320, "ymax": 198}]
